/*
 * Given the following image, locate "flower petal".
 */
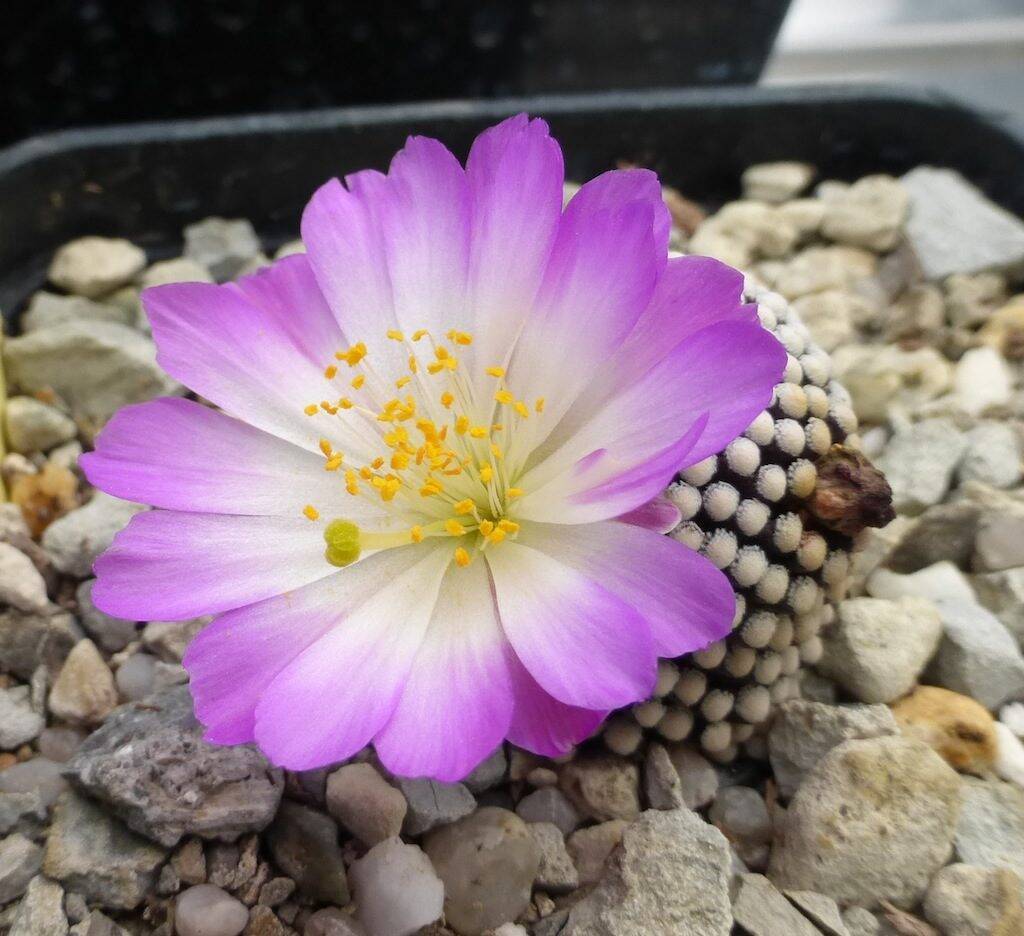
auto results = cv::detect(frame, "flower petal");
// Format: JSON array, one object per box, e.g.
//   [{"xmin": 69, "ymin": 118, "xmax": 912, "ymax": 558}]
[
  {"xmin": 506, "ymin": 655, "xmax": 608, "ymax": 758},
  {"xmin": 184, "ymin": 546, "xmax": 443, "ymax": 745},
  {"xmin": 143, "ymin": 256, "xmax": 362, "ymax": 455},
  {"xmin": 486, "ymin": 541, "xmax": 655, "ymax": 710},
  {"xmin": 80, "ymin": 397, "xmax": 386, "ymax": 521},
  {"xmin": 617, "ymin": 496, "xmax": 681, "ymax": 534},
  {"xmin": 91, "ymin": 510, "xmax": 337, "ymax": 621},
  {"xmin": 253, "ymin": 543, "xmax": 452, "ymax": 770},
  {"xmin": 373, "ymin": 558, "xmax": 514, "ymax": 781},
  {"xmin": 515, "ymin": 520, "xmax": 735, "ymax": 659}
]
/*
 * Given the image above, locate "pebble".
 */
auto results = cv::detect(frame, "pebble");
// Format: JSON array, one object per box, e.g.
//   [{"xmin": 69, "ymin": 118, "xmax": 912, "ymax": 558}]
[
  {"xmin": 349, "ymin": 837, "xmax": 443, "ymax": 936},
  {"xmin": 995, "ymin": 722, "xmax": 1024, "ymax": 788},
  {"xmin": 974, "ymin": 567, "xmax": 1024, "ymax": 646},
  {"xmin": 790, "ymin": 291, "xmax": 859, "ymax": 351},
  {"xmin": 978, "ymin": 294, "xmax": 1024, "ymax": 357},
  {"xmin": 77, "ymin": 579, "xmax": 138, "ymax": 652},
  {"xmin": 175, "ymin": 884, "xmax": 249, "ymax": 936},
  {"xmin": 184, "ymin": 218, "xmax": 261, "ymax": 281},
  {"xmin": 642, "ymin": 743, "xmax": 683, "ymax": 810},
  {"xmin": 767, "ymin": 245, "xmax": 876, "ymax": 300},
  {"xmin": 892, "ymin": 686, "xmax": 997, "ymax": 774},
  {"xmin": 171, "ymin": 839, "xmax": 207, "ymax": 886},
  {"xmin": 0, "ymin": 791, "xmax": 46, "ymax": 838},
  {"xmin": 4, "ymin": 322, "xmax": 179, "ymax": 439},
  {"xmin": 48, "ymin": 638, "xmax": 118, "ymax": 726},
  {"xmin": 768, "ymin": 736, "xmax": 961, "ymax": 908},
  {"xmin": 927, "ymin": 598, "xmax": 1024, "ymax": 710},
  {"xmin": 955, "ymin": 778, "xmax": 1024, "ymax": 884},
  {"xmin": 741, "ymin": 162, "xmax": 815, "ymax": 203},
  {"xmin": 515, "ymin": 786, "xmax": 582, "ymax": 836},
  {"xmin": 868, "ymin": 561, "xmax": 976, "ymax": 604},
  {"xmin": 923, "ymin": 863, "xmax": 1024, "ymax": 936},
  {"xmin": 887, "ymin": 501, "xmax": 980, "ymax": 574},
  {"xmin": 0, "ymin": 542, "xmax": 49, "ymax": 613},
  {"xmin": 42, "ymin": 492, "xmax": 148, "ymax": 577},
  {"xmin": 841, "ymin": 907, "xmax": 888, "ymax": 936},
  {"xmin": 462, "ymin": 747, "xmax": 507, "ymax": 794},
  {"xmin": 883, "ymin": 283, "xmax": 945, "ymax": 342},
  {"xmin": 21, "ymin": 291, "xmax": 134, "ymax": 332},
  {"xmin": 140, "ymin": 617, "xmax": 208, "ymax": 663},
  {"xmin": 423, "ymin": 807, "xmax": 540, "ymax": 936},
  {"xmin": 709, "ymin": 787, "xmax": 770, "ymax": 869},
  {"xmin": 528, "ymin": 822, "xmax": 579, "ymax": 893},
  {"xmin": 139, "ymin": 256, "xmax": 213, "ymax": 289},
  {"xmin": 952, "ymin": 347, "xmax": 1015, "ymax": 417},
  {"xmin": 777, "ymin": 198, "xmax": 826, "ymax": 238},
  {"xmin": 901, "ymin": 166, "xmax": 1024, "ymax": 278},
  {"xmin": 820, "ymin": 174, "xmax": 908, "ymax": 252},
  {"xmin": 691, "ymin": 201, "xmax": 799, "ymax": 264},
  {"xmin": 43, "ymin": 791, "xmax": 166, "ymax": 909},
  {"xmin": 324, "ymin": 763, "xmax": 406, "ymax": 846},
  {"xmin": 832, "ymin": 345, "xmax": 952, "ymax": 424},
  {"xmin": 946, "ymin": 271, "xmax": 1007, "ymax": 327},
  {"xmin": 304, "ymin": 908, "xmax": 368, "ymax": 936},
  {"xmin": 244, "ymin": 905, "xmax": 289, "ymax": 935},
  {"xmin": 48, "ymin": 237, "xmax": 146, "ymax": 298},
  {"xmin": 559, "ymin": 757, "xmax": 640, "ymax": 822},
  {"xmin": 393, "ymin": 777, "xmax": 475, "ymax": 837},
  {"xmin": 70, "ymin": 910, "xmax": 131, "ymax": 936},
  {"xmin": 5, "ymin": 397, "xmax": 77, "ymax": 455},
  {"xmin": 876, "ymin": 419, "xmax": 968, "ymax": 514},
  {"xmin": 0, "ymin": 686, "xmax": 44, "ymax": 750},
  {"xmin": 566, "ymin": 819, "xmax": 628, "ymax": 886},
  {"xmin": 8, "ymin": 874, "xmax": 67, "ymax": 936},
  {"xmin": 666, "ymin": 744, "xmax": 719, "ymax": 809},
  {"xmin": 732, "ymin": 873, "xmax": 823, "ymax": 936},
  {"xmin": 768, "ymin": 700, "xmax": 898, "ymax": 799},
  {"xmin": 66, "ymin": 686, "xmax": 284, "ymax": 847},
  {"xmin": 257, "ymin": 877, "xmax": 294, "ymax": 907},
  {"xmin": 816, "ymin": 597, "xmax": 943, "ymax": 703},
  {"xmin": 564, "ymin": 809, "xmax": 732, "ymax": 936},
  {"xmin": 784, "ymin": 890, "xmax": 851, "ymax": 936},
  {"xmin": 973, "ymin": 508, "xmax": 1024, "ymax": 572},
  {"xmin": 0, "ymin": 758, "xmax": 69, "ymax": 808},
  {"xmin": 115, "ymin": 652, "xmax": 159, "ymax": 701},
  {"xmin": 273, "ymin": 239, "xmax": 305, "ymax": 259},
  {"xmin": 266, "ymin": 802, "xmax": 348, "ymax": 905},
  {"xmin": 0, "ymin": 833, "xmax": 43, "ymax": 903}
]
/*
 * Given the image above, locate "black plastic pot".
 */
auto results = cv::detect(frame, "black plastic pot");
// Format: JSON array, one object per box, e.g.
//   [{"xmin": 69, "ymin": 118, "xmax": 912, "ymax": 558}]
[{"xmin": 2, "ymin": 84, "xmax": 1023, "ymax": 319}]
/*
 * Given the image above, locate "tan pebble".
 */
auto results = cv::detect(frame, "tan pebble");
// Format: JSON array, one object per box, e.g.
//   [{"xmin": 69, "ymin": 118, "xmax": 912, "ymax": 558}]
[{"xmin": 892, "ymin": 685, "xmax": 997, "ymax": 774}]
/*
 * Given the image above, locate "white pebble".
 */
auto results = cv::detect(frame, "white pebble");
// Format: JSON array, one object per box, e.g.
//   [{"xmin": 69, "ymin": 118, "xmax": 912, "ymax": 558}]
[
  {"xmin": 350, "ymin": 838, "xmax": 445, "ymax": 936},
  {"xmin": 994, "ymin": 721, "xmax": 1024, "ymax": 788},
  {"xmin": 1001, "ymin": 702, "xmax": 1024, "ymax": 739},
  {"xmin": 175, "ymin": 885, "xmax": 248, "ymax": 936}
]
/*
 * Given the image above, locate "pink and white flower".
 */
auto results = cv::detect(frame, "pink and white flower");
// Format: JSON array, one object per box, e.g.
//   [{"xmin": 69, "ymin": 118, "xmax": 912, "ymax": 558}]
[{"xmin": 81, "ymin": 115, "xmax": 786, "ymax": 780}]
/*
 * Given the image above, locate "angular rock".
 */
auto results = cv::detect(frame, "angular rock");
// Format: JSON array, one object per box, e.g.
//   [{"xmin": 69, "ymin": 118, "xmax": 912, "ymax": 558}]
[
  {"xmin": 65, "ymin": 686, "xmax": 284, "ymax": 847},
  {"xmin": 928, "ymin": 598, "xmax": 1024, "ymax": 710},
  {"xmin": 901, "ymin": 166, "xmax": 1024, "ymax": 278},
  {"xmin": 559, "ymin": 756, "xmax": 640, "ymax": 822},
  {"xmin": 955, "ymin": 778, "xmax": 1024, "ymax": 884},
  {"xmin": 741, "ymin": 162, "xmax": 815, "ymax": 203},
  {"xmin": 0, "ymin": 834, "xmax": 43, "ymax": 903},
  {"xmin": 785, "ymin": 890, "xmax": 851, "ymax": 936},
  {"xmin": 733, "ymin": 874, "xmax": 823, "ymax": 936},
  {"xmin": 69, "ymin": 910, "xmax": 131, "ymax": 936},
  {"xmin": 349, "ymin": 837, "xmax": 443, "ymax": 936},
  {"xmin": 43, "ymin": 791, "xmax": 165, "ymax": 910},
  {"xmin": 0, "ymin": 791, "xmax": 47, "ymax": 837},
  {"xmin": 973, "ymin": 567, "xmax": 1024, "ymax": 646},
  {"xmin": 958, "ymin": 422, "xmax": 1023, "ymax": 489},
  {"xmin": 515, "ymin": 786, "xmax": 582, "ymax": 836},
  {"xmin": 528, "ymin": 822, "xmax": 579, "ymax": 894},
  {"xmin": 974, "ymin": 507, "xmax": 1024, "ymax": 572},
  {"xmin": 424, "ymin": 807, "xmax": 540, "ymax": 936},
  {"xmin": 768, "ymin": 700, "xmax": 898, "ymax": 799},
  {"xmin": 5, "ymin": 398, "xmax": 77, "ymax": 460},
  {"xmin": 113, "ymin": 652, "xmax": 158, "ymax": 701},
  {"xmin": 867, "ymin": 561, "xmax": 976, "ymax": 604},
  {"xmin": 140, "ymin": 617, "xmax": 207, "ymax": 662},
  {"xmin": 184, "ymin": 218, "xmax": 261, "ymax": 281},
  {"xmin": 4, "ymin": 322, "xmax": 179, "ymax": 439},
  {"xmin": 564, "ymin": 809, "xmax": 732, "ymax": 936},
  {"xmin": 462, "ymin": 747, "xmax": 507, "ymax": 794},
  {"xmin": 265, "ymin": 801, "xmax": 348, "ymax": 905},
  {"xmin": 887, "ymin": 501, "xmax": 981, "ymax": 574},
  {"xmin": 816, "ymin": 597, "xmax": 943, "ymax": 703},
  {"xmin": 952, "ymin": 346, "xmax": 1015, "ymax": 417},
  {"xmin": 820, "ymin": 175, "xmax": 908, "ymax": 252},
  {"xmin": 304, "ymin": 908, "xmax": 368, "ymax": 936},
  {"xmin": 175, "ymin": 884, "xmax": 249, "ymax": 936},
  {"xmin": 876, "ymin": 419, "xmax": 968, "ymax": 514},
  {"xmin": 8, "ymin": 875, "xmax": 67, "ymax": 936},
  {"xmin": 791, "ymin": 290, "xmax": 860, "ymax": 351},
  {"xmin": 708, "ymin": 787, "xmax": 771, "ymax": 857},
  {"xmin": 0, "ymin": 608, "xmax": 81, "ymax": 680},
  {"xmin": 893, "ymin": 686, "xmax": 997, "ymax": 774},
  {"xmin": 21, "ymin": 291, "xmax": 134, "ymax": 333},
  {"xmin": 768, "ymin": 736, "xmax": 960, "ymax": 908},
  {"xmin": 48, "ymin": 237, "xmax": 146, "ymax": 298},
  {"xmin": 642, "ymin": 742, "xmax": 683, "ymax": 810},
  {"xmin": 566, "ymin": 819, "xmax": 628, "ymax": 886},
  {"xmin": 666, "ymin": 744, "xmax": 719, "ymax": 809},
  {"xmin": 0, "ymin": 758, "xmax": 68, "ymax": 808},
  {"xmin": 76, "ymin": 579, "xmax": 137, "ymax": 652},
  {"xmin": 768, "ymin": 245, "xmax": 876, "ymax": 300},
  {"xmin": 139, "ymin": 257, "xmax": 213, "ymax": 289},
  {"xmin": 832, "ymin": 345, "xmax": 951, "ymax": 424},
  {"xmin": 325, "ymin": 763, "xmax": 407, "ymax": 846},
  {"xmin": 48, "ymin": 639, "xmax": 118, "ymax": 727},
  {"xmin": 923, "ymin": 863, "xmax": 1024, "ymax": 936},
  {"xmin": 0, "ymin": 685, "xmax": 45, "ymax": 750},
  {"xmin": 841, "ymin": 907, "xmax": 888, "ymax": 936},
  {"xmin": 393, "ymin": 777, "xmax": 475, "ymax": 837},
  {"xmin": 42, "ymin": 492, "xmax": 147, "ymax": 578}
]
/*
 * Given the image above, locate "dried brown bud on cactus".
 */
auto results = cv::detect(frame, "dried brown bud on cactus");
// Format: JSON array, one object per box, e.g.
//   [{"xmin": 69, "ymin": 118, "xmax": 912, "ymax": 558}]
[{"xmin": 807, "ymin": 444, "xmax": 895, "ymax": 536}]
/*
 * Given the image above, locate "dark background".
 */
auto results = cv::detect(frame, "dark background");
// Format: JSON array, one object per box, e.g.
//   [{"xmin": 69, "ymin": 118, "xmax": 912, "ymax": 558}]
[{"xmin": 1, "ymin": 0, "xmax": 790, "ymax": 146}]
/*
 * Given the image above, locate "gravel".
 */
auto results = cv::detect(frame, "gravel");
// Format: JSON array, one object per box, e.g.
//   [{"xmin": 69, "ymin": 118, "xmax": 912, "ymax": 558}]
[{"xmin": 349, "ymin": 837, "xmax": 444, "ymax": 936}]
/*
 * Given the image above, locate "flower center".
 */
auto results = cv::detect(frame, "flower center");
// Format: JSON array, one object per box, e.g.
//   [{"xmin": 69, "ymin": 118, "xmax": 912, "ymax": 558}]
[{"xmin": 299, "ymin": 328, "xmax": 544, "ymax": 568}]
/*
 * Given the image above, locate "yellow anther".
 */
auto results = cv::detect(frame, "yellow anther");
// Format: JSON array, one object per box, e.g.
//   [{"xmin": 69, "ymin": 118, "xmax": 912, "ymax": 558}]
[
  {"xmin": 445, "ymin": 519, "xmax": 466, "ymax": 536},
  {"xmin": 491, "ymin": 424, "xmax": 504, "ymax": 433},
  {"xmin": 410, "ymin": 525, "xmax": 424, "ymax": 543},
  {"xmin": 345, "ymin": 469, "xmax": 359, "ymax": 495},
  {"xmin": 426, "ymin": 361, "xmax": 444, "ymax": 375},
  {"xmin": 514, "ymin": 401, "xmax": 530, "ymax": 419},
  {"xmin": 324, "ymin": 519, "xmax": 361, "ymax": 568},
  {"xmin": 390, "ymin": 451, "xmax": 410, "ymax": 470},
  {"xmin": 408, "ymin": 355, "xmax": 418, "ymax": 373},
  {"xmin": 351, "ymin": 374, "xmax": 366, "ymax": 389},
  {"xmin": 386, "ymin": 329, "xmax": 405, "ymax": 342},
  {"xmin": 336, "ymin": 341, "xmax": 367, "ymax": 366},
  {"xmin": 396, "ymin": 375, "xmax": 412, "ymax": 389},
  {"xmin": 469, "ymin": 425, "xmax": 488, "ymax": 439},
  {"xmin": 412, "ymin": 329, "xmax": 429, "ymax": 342},
  {"xmin": 303, "ymin": 504, "xmax": 320, "ymax": 522},
  {"xmin": 455, "ymin": 415, "xmax": 470, "ymax": 435},
  {"xmin": 486, "ymin": 366, "xmax": 505, "ymax": 378},
  {"xmin": 324, "ymin": 365, "xmax": 338, "ymax": 379},
  {"xmin": 324, "ymin": 455, "xmax": 344, "ymax": 472},
  {"xmin": 454, "ymin": 546, "xmax": 471, "ymax": 567},
  {"xmin": 454, "ymin": 499, "xmax": 475, "ymax": 515},
  {"xmin": 479, "ymin": 520, "xmax": 494, "ymax": 536},
  {"xmin": 359, "ymin": 467, "xmax": 373, "ymax": 480},
  {"xmin": 535, "ymin": 397, "xmax": 546, "ymax": 413},
  {"xmin": 339, "ymin": 398, "xmax": 354, "ymax": 410},
  {"xmin": 487, "ymin": 528, "xmax": 507, "ymax": 545},
  {"xmin": 507, "ymin": 487, "xmax": 524, "ymax": 499},
  {"xmin": 304, "ymin": 404, "xmax": 319, "ymax": 416},
  {"xmin": 440, "ymin": 391, "xmax": 455, "ymax": 408},
  {"xmin": 380, "ymin": 477, "xmax": 401, "ymax": 501},
  {"xmin": 490, "ymin": 443, "xmax": 504, "ymax": 460},
  {"xmin": 320, "ymin": 401, "xmax": 338, "ymax": 414},
  {"xmin": 479, "ymin": 464, "xmax": 493, "ymax": 483},
  {"xmin": 371, "ymin": 457, "xmax": 385, "ymax": 470},
  {"xmin": 498, "ymin": 519, "xmax": 519, "ymax": 534},
  {"xmin": 447, "ymin": 330, "xmax": 472, "ymax": 346},
  {"xmin": 435, "ymin": 346, "xmax": 451, "ymax": 361},
  {"xmin": 494, "ymin": 389, "xmax": 515, "ymax": 405},
  {"xmin": 319, "ymin": 438, "xmax": 333, "ymax": 457}
]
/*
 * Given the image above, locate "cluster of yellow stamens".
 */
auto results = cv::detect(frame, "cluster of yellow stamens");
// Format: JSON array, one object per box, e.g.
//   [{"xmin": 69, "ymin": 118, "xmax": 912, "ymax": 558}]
[{"xmin": 300, "ymin": 328, "xmax": 541, "ymax": 569}]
